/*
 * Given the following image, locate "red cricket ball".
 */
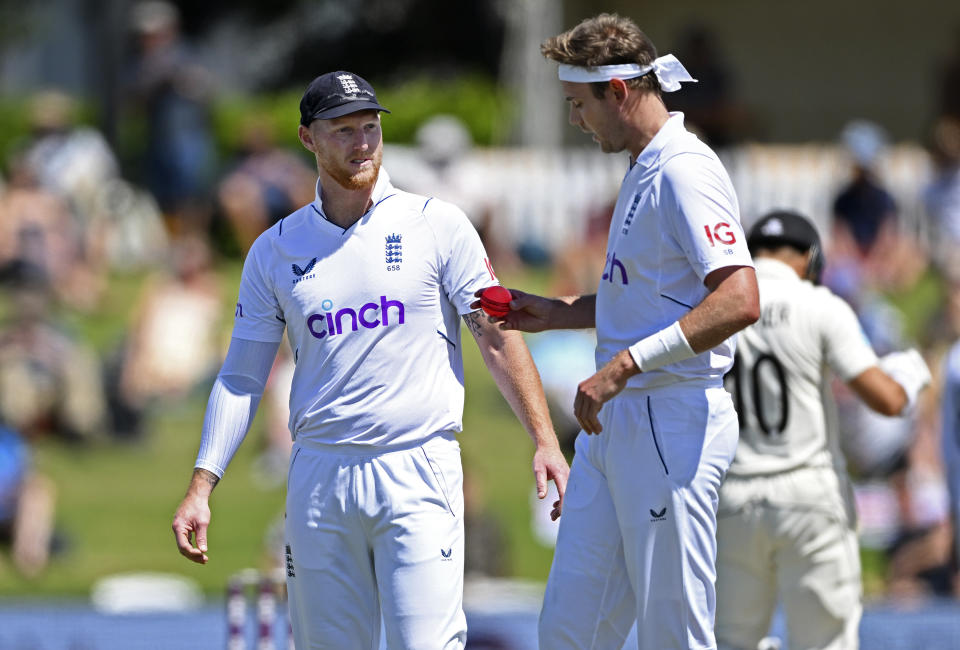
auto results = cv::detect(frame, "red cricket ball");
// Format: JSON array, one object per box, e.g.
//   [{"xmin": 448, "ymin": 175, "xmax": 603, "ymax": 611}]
[{"xmin": 480, "ymin": 285, "xmax": 512, "ymax": 317}]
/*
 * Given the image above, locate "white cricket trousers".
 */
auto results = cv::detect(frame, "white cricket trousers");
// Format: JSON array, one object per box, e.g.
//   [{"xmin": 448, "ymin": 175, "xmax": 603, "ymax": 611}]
[
  {"xmin": 285, "ymin": 432, "xmax": 466, "ymax": 650},
  {"xmin": 715, "ymin": 466, "xmax": 862, "ymax": 650},
  {"xmin": 539, "ymin": 383, "xmax": 739, "ymax": 650}
]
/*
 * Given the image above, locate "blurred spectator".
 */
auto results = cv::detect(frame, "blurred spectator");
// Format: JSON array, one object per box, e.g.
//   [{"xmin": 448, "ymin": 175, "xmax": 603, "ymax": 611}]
[
  {"xmin": 18, "ymin": 89, "xmax": 169, "ymax": 273},
  {"xmin": 389, "ymin": 114, "xmax": 520, "ymax": 272},
  {"xmin": 127, "ymin": 0, "xmax": 216, "ymax": 238},
  {"xmin": 0, "ymin": 425, "xmax": 56, "ymax": 578},
  {"xmin": 0, "ymin": 261, "xmax": 107, "ymax": 443},
  {"xmin": 108, "ymin": 234, "xmax": 222, "ymax": 438},
  {"xmin": 833, "ymin": 121, "xmax": 896, "ymax": 255},
  {"xmin": 549, "ymin": 198, "xmax": 613, "ymax": 298},
  {"xmin": 826, "ymin": 120, "xmax": 926, "ymax": 295},
  {"xmin": 21, "ymin": 90, "xmax": 119, "ymax": 229},
  {"xmin": 217, "ymin": 116, "xmax": 316, "ymax": 253},
  {"xmin": 665, "ymin": 23, "xmax": 752, "ymax": 148},
  {"xmin": 0, "ymin": 155, "xmax": 104, "ymax": 311},
  {"xmin": 884, "ymin": 402, "xmax": 953, "ymax": 599},
  {"xmin": 923, "ymin": 116, "xmax": 960, "ymax": 278},
  {"xmin": 837, "ymin": 297, "xmax": 916, "ymax": 482},
  {"xmin": 834, "ymin": 289, "xmax": 952, "ymax": 598}
]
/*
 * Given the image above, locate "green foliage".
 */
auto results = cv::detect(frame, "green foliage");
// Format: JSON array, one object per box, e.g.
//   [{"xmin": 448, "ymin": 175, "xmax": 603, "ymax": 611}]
[
  {"xmin": 0, "ymin": 97, "xmax": 33, "ymax": 169},
  {"xmin": 211, "ymin": 90, "xmax": 307, "ymax": 156},
  {"xmin": 209, "ymin": 74, "xmax": 514, "ymax": 158},
  {"xmin": 374, "ymin": 74, "xmax": 513, "ymax": 146}
]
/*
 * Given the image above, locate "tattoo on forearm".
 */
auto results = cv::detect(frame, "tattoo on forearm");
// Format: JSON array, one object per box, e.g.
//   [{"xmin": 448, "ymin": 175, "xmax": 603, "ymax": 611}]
[
  {"xmin": 194, "ymin": 468, "xmax": 220, "ymax": 489},
  {"xmin": 463, "ymin": 311, "xmax": 484, "ymax": 338}
]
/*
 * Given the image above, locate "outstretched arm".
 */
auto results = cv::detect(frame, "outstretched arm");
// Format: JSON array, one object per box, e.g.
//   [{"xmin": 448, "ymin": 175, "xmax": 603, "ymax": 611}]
[
  {"xmin": 172, "ymin": 337, "xmax": 279, "ymax": 564},
  {"xmin": 848, "ymin": 349, "xmax": 930, "ymax": 417},
  {"xmin": 479, "ymin": 289, "xmax": 597, "ymax": 333},
  {"xmin": 464, "ymin": 311, "xmax": 569, "ymax": 520}
]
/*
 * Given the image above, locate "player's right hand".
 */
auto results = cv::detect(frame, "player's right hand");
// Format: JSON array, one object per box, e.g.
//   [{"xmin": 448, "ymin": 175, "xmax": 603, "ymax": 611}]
[
  {"xmin": 172, "ymin": 495, "xmax": 211, "ymax": 564},
  {"xmin": 471, "ymin": 288, "xmax": 554, "ymax": 333}
]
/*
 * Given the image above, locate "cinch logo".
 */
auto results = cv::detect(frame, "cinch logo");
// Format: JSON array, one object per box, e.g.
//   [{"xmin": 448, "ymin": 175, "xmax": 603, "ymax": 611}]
[
  {"xmin": 602, "ymin": 251, "xmax": 628, "ymax": 285},
  {"xmin": 703, "ymin": 222, "xmax": 737, "ymax": 247},
  {"xmin": 306, "ymin": 295, "xmax": 405, "ymax": 339}
]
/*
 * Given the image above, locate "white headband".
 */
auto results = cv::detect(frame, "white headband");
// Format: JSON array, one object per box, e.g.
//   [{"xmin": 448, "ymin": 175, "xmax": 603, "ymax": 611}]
[{"xmin": 557, "ymin": 54, "xmax": 697, "ymax": 92}]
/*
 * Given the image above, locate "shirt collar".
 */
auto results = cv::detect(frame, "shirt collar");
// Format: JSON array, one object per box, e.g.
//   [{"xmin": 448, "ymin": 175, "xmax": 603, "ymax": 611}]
[
  {"xmin": 755, "ymin": 257, "xmax": 802, "ymax": 281},
  {"xmin": 312, "ymin": 166, "xmax": 394, "ymax": 219},
  {"xmin": 634, "ymin": 112, "xmax": 687, "ymax": 169}
]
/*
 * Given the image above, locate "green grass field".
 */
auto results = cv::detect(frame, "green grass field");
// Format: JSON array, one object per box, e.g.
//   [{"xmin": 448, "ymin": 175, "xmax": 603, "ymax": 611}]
[{"xmin": 1, "ymin": 263, "xmax": 561, "ymax": 598}]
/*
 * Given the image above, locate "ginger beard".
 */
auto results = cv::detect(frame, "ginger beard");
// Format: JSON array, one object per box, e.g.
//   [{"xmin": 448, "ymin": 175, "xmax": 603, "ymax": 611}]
[{"xmin": 317, "ymin": 142, "xmax": 383, "ymax": 191}]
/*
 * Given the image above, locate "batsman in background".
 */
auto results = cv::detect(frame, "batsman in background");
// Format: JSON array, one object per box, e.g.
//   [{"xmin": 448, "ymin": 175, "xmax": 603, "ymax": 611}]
[
  {"xmin": 492, "ymin": 13, "xmax": 760, "ymax": 649},
  {"xmin": 715, "ymin": 211, "xmax": 931, "ymax": 650},
  {"xmin": 171, "ymin": 70, "xmax": 568, "ymax": 649}
]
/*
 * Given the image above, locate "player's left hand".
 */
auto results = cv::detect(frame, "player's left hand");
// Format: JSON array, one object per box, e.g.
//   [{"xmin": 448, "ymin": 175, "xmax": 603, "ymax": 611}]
[
  {"xmin": 574, "ymin": 350, "xmax": 636, "ymax": 434},
  {"xmin": 533, "ymin": 443, "xmax": 569, "ymax": 521}
]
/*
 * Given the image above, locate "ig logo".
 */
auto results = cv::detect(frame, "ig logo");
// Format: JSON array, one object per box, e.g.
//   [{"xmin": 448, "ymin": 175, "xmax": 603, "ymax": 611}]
[{"xmin": 703, "ymin": 222, "xmax": 737, "ymax": 247}]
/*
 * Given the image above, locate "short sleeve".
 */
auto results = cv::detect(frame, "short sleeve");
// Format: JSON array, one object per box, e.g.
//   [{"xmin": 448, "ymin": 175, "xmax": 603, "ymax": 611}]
[
  {"xmin": 820, "ymin": 291, "xmax": 878, "ymax": 381},
  {"xmin": 231, "ymin": 239, "xmax": 286, "ymax": 343},
  {"xmin": 423, "ymin": 198, "xmax": 496, "ymax": 314},
  {"xmin": 661, "ymin": 154, "xmax": 754, "ymax": 281}
]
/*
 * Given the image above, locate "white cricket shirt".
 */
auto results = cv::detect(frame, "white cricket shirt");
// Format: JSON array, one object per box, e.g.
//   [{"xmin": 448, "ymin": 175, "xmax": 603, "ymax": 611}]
[
  {"xmin": 727, "ymin": 258, "xmax": 878, "ymax": 476},
  {"xmin": 595, "ymin": 113, "xmax": 753, "ymax": 389},
  {"xmin": 232, "ymin": 168, "xmax": 495, "ymax": 447}
]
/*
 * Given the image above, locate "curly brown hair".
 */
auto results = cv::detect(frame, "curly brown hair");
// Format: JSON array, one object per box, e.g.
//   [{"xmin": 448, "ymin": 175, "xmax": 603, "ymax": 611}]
[{"xmin": 541, "ymin": 13, "xmax": 660, "ymax": 99}]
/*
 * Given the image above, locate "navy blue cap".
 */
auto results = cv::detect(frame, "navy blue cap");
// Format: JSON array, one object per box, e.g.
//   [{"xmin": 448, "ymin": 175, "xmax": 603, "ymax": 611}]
[{"xmin": 299, "ymin": 71, "xmax": 390, "ymax": 125}]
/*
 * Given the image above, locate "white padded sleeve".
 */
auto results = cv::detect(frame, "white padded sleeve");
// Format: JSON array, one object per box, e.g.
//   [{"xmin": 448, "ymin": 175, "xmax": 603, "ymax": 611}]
[{"xmin": 194, "ymin": 337, "xmax": 280, "ymax": 478}]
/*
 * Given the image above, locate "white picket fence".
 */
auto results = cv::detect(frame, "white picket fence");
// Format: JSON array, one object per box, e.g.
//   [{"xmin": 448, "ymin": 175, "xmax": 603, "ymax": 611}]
[{"xmin": 386, "ymin": 142, "xmax": 935, "ymax": 258}]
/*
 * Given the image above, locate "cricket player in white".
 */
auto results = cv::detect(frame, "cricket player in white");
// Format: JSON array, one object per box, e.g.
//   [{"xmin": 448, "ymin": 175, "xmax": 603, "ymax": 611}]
[
  {"xmin": 490, "ymin": 14, "xmax": 760, "ymax": 649},
  {"xmin": 171, "ymin": 71, "xmax": 569, "ymax": 650},
  {"xmin": 715, "ymin": 211, "xmax": 931, "ymax": 650}
]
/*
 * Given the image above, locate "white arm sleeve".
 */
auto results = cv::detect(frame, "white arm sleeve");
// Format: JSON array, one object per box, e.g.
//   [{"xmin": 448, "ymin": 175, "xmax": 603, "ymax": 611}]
[{"xmin": 194, "ymin": 337, "xmax": 281, "ymax": 478}]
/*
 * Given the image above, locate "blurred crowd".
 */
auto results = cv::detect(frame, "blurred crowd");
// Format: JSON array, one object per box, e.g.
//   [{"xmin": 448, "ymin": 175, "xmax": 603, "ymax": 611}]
[{"xmin": 0, "ymin": 6, "xmax": 959, "ymax": 627}]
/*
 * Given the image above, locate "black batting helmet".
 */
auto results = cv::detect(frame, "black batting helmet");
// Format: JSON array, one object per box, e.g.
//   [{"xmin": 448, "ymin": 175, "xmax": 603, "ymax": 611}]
[{"xmin": 747, "ymin": 210, "xmax": 825, "ymax": 284}]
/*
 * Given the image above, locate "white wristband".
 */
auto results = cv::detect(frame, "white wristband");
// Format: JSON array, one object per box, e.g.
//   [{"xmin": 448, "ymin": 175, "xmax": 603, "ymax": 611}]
[{"xmin": 628, "ymin": 321, "xmax": 696, "ymax": 373}]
